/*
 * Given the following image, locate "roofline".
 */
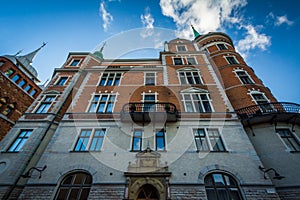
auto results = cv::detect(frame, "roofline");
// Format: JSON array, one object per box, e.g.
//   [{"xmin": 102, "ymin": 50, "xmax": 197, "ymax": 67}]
[{"xmin": 195, "ymin": 32, "xmax": 234, "ymax": 46}]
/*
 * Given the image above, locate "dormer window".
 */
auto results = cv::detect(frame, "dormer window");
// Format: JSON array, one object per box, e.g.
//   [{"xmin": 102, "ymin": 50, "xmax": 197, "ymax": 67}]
[
  {"xmin": 217, "ymin": 43, "xmax": 227, "ymax": 50},
  {"xmin": 70, "ymin": 59, "xmax": 81, "ymax": 66},
  {"xmin": 177, "ymin": 45, "xmax": 187, "ymax": 52},
  {"xmin": 173, "ymin": 58, "xmax": 183, "ymax": 65}
]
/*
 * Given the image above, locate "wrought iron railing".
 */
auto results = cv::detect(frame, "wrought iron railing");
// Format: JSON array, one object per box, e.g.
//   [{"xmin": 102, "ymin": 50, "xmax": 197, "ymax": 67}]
[
  {"xmin": 235, "ymin": 102, "xmax": 300, "ymax": 119},
  {"xmin": 121, "ymin": 102, "xmax": 177, "ymax": 114}
]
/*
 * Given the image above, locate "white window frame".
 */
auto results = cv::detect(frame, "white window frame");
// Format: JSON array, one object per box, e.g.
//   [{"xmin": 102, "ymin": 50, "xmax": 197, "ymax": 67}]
[
  {"xmin": 7, "ymin": 129, "xmax": 34, "ymax": 152},
  {"xmin": 142, "ymin": 92, "xmax": 158, "ymax": 112},
  {"xmin": 176, "ymin": 45, "xmax": 187, "ymax": 52},
  {"xmin": 34, "ymin": 95, "xmax": 57, "ymax": 113},
  {"xmin": 234, "ymin": 69, "xmax": 254, "ymax": 84},
  {"xmin": 54, "ymin": 76, "xmax": 70, "ymax": 86},
  {"xmin": 249, "ymin": 91, "xmax": 273, "ymax": 112},
  {"xmin": 181, "ymin": 92, "xmax": 214, "ymax": 113},
  {"xmin": 131, "ymin": 128, "xmax": 143, "ymax": 151},
  {"xmin": 144, "ymin": 72, "xmax": 156, "ymax": 86},
  {"xmin": 69, "ymin": 59, "xmax": 81, "ymax": 66},
  {"xmin": 87, "ymin": 93, "xmax": 117, "ymax": 113},
  {"xmin": 193, "ymin": 128, "xmax": 226, "ymax": 152},
  {"xmin": 177, "ymin": 68, "xmax": 203, "ymax": 85},
  {"xmin": 98, "ymin": 72, "xmax": 122, "ymax": 86},
  {"xmin": 73, "ymin": 128, "xmax": 107, "ymax": 152},
  {"xmin": 225, "ymin": 56, "xmax": 239, "ymax": 65},
  {"xmin": 216, "ymin": 43, "xmax": 228, "ymax": 50},
  {"xmin": 173, "ymin": 57, "xmax": 183, "ymax": 65},
  {"xmin": 186, "ymin": 56, "xmax": 197, "ymax": 65}
]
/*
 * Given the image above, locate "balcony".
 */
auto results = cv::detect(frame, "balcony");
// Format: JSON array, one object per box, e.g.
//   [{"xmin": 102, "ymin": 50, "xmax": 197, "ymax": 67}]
[
  {"xmin": 235, "ymin": 102, "xmax": 300, "ymax": 126},
  {"xmin": 121, "ymin": 102, "xmax": 178, "ymax": 122}
]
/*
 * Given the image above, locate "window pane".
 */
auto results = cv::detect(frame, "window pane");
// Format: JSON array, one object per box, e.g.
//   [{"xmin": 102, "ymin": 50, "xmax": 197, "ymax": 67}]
[
  {"xmin": 18, "ymin": 80, "xmax": 26, "ymax": 87},
  {"xmin": 12, "ymin": 74, "xmax": 20, "ymax": 82}
]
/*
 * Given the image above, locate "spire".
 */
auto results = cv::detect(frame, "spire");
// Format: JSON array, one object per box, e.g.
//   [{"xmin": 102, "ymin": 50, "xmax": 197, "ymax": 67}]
[
  {"xmin": 191, "ymin": 25, "xmax": 201, "ymax": 39},
  {"xmin": 94, "ymin": 42, "xmax": 106, "ymax": 60},
  {"xmin": 18, "ymin": 42, "xmax": 47, "ymax": 65}
]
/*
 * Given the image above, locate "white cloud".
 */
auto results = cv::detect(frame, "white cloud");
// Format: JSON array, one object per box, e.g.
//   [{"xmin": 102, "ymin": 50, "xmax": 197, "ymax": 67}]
[
  {"xmin": 275, "ymin": 15, "xmax": 294, "ymax": 26},
  {"xmin": 99, "ymin": 1, "xmax": 114, "ymax": 31},
  {"xmin": 159, "ymin": 0, "xmax": 247, "ymax": 39},
  {"xmin": 140, "ymin": 8, "xmax": 155, "ymax": 38},
  {"xmin": 236, "ymin": 24, "xmax": 271, "ymax": 57}
]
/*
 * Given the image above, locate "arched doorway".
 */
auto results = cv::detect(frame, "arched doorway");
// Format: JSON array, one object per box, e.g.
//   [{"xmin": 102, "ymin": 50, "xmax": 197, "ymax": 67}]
[{"xmin": 136, "ymin": 184, "xmax": 159, "ymax": 200}]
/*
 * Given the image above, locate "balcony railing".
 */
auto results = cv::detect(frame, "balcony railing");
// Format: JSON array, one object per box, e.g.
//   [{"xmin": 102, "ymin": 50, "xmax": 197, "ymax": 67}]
[
  {"xmin": 121, "ymin": 102, "xmax": 178, "ymax": 122},
  {"xmin": 235, "ymin": 102, "xmax": 300, "ymax": 125}
]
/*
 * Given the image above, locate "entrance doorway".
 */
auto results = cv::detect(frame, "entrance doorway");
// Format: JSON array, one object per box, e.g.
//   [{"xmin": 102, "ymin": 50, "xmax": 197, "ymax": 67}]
[{"xmin": 136, "ymin": 184, "xmax": 159, "ymax": 200}]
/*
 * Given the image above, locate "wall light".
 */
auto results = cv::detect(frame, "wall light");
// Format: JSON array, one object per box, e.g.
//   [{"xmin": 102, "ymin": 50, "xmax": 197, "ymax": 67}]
[{"xmin": 21, "ymin": 165, "xmax": 47, "ymax": 179}]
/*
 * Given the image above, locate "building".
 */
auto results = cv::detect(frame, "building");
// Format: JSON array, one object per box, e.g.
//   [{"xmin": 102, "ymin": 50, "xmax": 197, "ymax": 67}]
[
  {"xmin": 0, "ymin": 29, "xmax": 299, "ymax": 200},
  {"xmin": 0, "ymin": 45, "xmax": 44, "ymax": 140}
]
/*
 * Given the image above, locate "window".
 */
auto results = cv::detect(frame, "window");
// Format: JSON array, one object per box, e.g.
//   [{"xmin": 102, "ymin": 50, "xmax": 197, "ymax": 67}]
[
  {"xmin": 194, "ymin": 129, "xmax": 225, "ymax": 151},
  {"xmin": 155, "ymin": 129, "xmax": 165, "ymax": 151},
  {"xmin": 35, "ymin": 95, "xmax": 56, "ymax": 113},
  {"xmin": 182, "ymin": 93, "xmax": 213, "ymax": 112},
  {"xmin": 12, "ymin": 74, "xmax": 20, "ymax": 82},
  {"xmin": 217, "ymin": 43, "xmax": 227, "ymax": 50},
  {"xmin": 29, "ymin": 89, "xmax": 37, "ymax": 97},
  {"xmin": 187, "ymin": 57, "xmax": 197, "ymax": 65},
  {"xmin": 70, "ymin": 59, "xmax": 80, "ymax": 66},
  {"xmin": 177, "ymin": 45, "xmax": 187, "ymax": 51},
  {"xmin": 2, "ymin": 103, "xmax": 14, "ymax": 116},
  {"xmin": 143, "ymin": 94, "xmax": 156, "ymax": 112},
  {"xmin": 226, "ymin": 56, "xmax": 239, "ymax": 64},
  {"xmin": 178, "ymin": 70, "xmax": 202, "ymax": 85},
  {"xmin": 54, "ymin": 172, "xmax": 92, "ymax": 200},
  {"xmin": 56, "ymin": 77, "xmax": 68, "ymax": 86},
  {"xmin": 18, "ymin": 80, "xmax": 26, "ymax": 88},
  {"xmin": 235, "ymin": 70, "xmax": 253, "ymax": 84},
  {"xmin": 74, "ymin": 129, "xmax": 106, "ymax": 151},
  {"xmin": 205, "ymin": 173, "xmax": 243, "ymax": 200},
  {"xmin": 8, "ymin": 130, "xmax": 33, "ymax": 152},
  {"xmin": 4, "ymin": 69, "xmax": 14, "ymax": 77},
  {"xmin": 173, "ymin": 58, "xmax": 183, "ymax": 65},
  {"xmin": 277, "ymin": 129, "xmax": 300, "ymax": 151},
  {"xmin": 24, "ymin": 85, "xmax": 32, "ymax": 92},
  {"xmin": 251, "ymin": 92, "xmax": 273, "ymax": 111},
  {"xmin": 88, "ymin": 94, "xmax": 116, "ymax": 113},
  {"xmin": 145, "ymin": 72, "xmax": 156, "ymax": 85},
  {"xmin": 99, "ymin": 72, "xmax": 122, "ymax": 86},
  {"xmin": 132, "ymin": 129, "xmax": 143, "ymax": 151}
]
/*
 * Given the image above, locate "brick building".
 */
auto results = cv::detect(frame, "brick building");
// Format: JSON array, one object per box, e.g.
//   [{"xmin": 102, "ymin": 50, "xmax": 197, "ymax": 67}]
[
  {"xmin": 0, "ymin": 29, "xmax": 299, "ymax": 199},
  {"xmin": 0, "ymin": 46, "xmax": 43, "ymax": 140}
]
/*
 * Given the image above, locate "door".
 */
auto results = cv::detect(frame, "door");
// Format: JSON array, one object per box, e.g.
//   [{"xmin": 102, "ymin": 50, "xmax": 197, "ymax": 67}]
[{"xmin": 136, "ymin": 184, "xmax": 159, "ymax": 200}]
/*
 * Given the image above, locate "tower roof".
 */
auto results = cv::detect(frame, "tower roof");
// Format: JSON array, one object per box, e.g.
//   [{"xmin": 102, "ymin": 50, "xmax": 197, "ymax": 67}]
[{"xmin": 191, "ymin": 25, "xmax": 201, "ymax": 39}]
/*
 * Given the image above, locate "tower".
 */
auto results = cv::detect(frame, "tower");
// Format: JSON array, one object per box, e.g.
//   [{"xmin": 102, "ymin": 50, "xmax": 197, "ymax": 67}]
[{"xmin": 0, "ymin": 44, "xmax": 44, "ymax": 140}]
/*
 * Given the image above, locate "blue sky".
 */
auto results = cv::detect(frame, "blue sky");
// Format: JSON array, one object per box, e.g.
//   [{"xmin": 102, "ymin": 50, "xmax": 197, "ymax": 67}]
[{"xmin": 0, "ymin": 0, "xmax": 299, "ymax": 103}]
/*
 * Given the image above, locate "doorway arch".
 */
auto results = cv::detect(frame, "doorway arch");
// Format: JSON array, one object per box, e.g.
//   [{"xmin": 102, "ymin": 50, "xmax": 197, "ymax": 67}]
[{"xmin": 136, "ymin": 184, "xmax": 159, "ymax": 200}]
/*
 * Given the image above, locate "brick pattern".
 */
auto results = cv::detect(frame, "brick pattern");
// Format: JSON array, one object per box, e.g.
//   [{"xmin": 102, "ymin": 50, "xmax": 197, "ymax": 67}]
[
  {"xmin": 18, "ymin": 186, "xmax": 55, "ymax": 200},
  {"xmin": 170, "ymin": 185, "xmax": 207, "ymax": 200},
  {"xmin": 88, "ymin": 185, "xmax": 125, "ymax": 200},
  {"xmin": 277, "ymin": 188, "xmax": 300, "ymax": 200},
  {"xmin": 242, "ymin": 186, "xmax": 281, "ymax": 200}
]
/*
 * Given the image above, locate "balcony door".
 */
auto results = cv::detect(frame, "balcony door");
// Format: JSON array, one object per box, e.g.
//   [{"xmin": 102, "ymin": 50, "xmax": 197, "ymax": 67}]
[{"xmin": 143, "ymin": 94, "xmax": 156, "ymax": 112}]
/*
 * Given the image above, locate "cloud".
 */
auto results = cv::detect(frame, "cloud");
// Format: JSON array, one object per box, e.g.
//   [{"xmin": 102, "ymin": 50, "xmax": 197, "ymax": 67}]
[
  {"xmin": 140, "ymin": 7, "xmax": 155, "ymax": 38},
  {"xmin": 236, "ymin": 24, "xmax": 271, "ymax": 58},
  {"xmin": 99, "ymin": 1, "xmax": 114, "ymax": 31},
  {"xmin": 159, "ymin": 0, "xmax": 247, "ymax": 39},
  {"xmin": 275, "ymin": 15, "xmax": 294, "ymax": 26}
]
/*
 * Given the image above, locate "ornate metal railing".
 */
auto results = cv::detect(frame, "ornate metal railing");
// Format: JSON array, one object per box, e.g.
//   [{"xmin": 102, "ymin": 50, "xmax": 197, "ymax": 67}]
[
  {"xmin": 235, "ymin": 102, "xmax": 300, "ymax": 119},
  {"xmin": 122, "ymin": 102, "xmax": 177, "ymax": 114}
]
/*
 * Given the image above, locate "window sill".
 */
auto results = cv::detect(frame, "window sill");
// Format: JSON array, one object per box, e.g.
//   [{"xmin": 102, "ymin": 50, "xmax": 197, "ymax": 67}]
[{"xmin": 290, "ymin": 151, "xmax": 300, "ymax": 153}]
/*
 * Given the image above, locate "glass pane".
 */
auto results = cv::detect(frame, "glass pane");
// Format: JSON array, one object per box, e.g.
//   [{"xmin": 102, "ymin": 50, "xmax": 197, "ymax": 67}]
[
  {"xmin": 97, "ymin": 103, "xmax": 105, "ymax": 113},
  {"xmin": 74, "ymin": 173, "xmax": 85, "ymax": 184},
  {"xmin": 88, "ymin": 103, "xmax": 97, "ymax": 112},
  {"xmin": 69, "ymin": 189, "xmax": 80, "ymax": 200},
  {"xmin": 186, "ymin": 102, "xmax": 194, "ymax": 112},
  {"xmin": 56, "ymin": 188, "xmax": 69, "ymax": 200},
  {"xmin": 133, "ymin": 138, "xmax": 141, "ymax": 151},
  {"xmin": 213, "ymin": 174, "xmax": 225, "ymax": 186},
  {"xmin": 206, "ymin": 189, "xmax": 218, "ymax": 200},
  {"xmin": 107, "ymin": 79, "xmax": 113, "ymax": 86},
  {"xmin": 12, "ymin": 75, "xmax": 20, "ymax": 82},
  {"xmin": 18, "ymin": 80, "xmax": 26, "ymax": 87},
  {"xmin": 79, "ymin": 188, "xmax": 91, "ymax": 200},
  {"xmin": 62, "ymin": 176, "xmax": 74, "ymax": 185},
  {"xmin": 217, "ymin": 188, "xmax": 230, "ymax": 200},
  {"xmin": 106, "ymin": 103, "xmax": 113, "ymax": 113}
]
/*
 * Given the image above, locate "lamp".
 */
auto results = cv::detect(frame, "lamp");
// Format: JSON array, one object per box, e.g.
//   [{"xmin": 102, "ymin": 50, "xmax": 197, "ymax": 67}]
[
  {"xmin": 259, "ymin": 166, "xmax": 285, "ymax": 180},
  {"xmin": 21, "ymin": 165, "xmax": 47, "ymax": 179}
]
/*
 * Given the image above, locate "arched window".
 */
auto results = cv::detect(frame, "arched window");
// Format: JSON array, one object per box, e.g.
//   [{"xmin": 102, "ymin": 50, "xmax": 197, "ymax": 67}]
[
  {"xmin": 137, "ymin": 184, "xmax": 159, "ymax": 200},
  {"xmin": 205, "ymin": 172, "xmax": 243, "ymax": 200},
  {"xmin": 55, "ymin": 171, "xmax": 92, "ymax": 200}
]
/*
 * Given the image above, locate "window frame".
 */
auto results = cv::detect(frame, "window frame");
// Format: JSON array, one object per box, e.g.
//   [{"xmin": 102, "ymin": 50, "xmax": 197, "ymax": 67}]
[
  {"xmin": 217, "ymin": 43, "xmax": 228, "ymax": 50},
  {"xmin": 276, "ymin": 129, "xmax": 300, "ymax": 152},
  {"xmin": 177, "ymin": 68, "xmax": 203, "ymax": 85},
  {"xmin": 73, "ymin": 128, "xmax": 106, "ymax": 152},
  {"xmin": 193, "ymin": 128, "xmax": 226, "ymax": 152},
  {"xmin": 173, "ymin": 57, "xmax": 183, "ymax": 65},
  {"xmin": 35, "ymin": 95, "xmax": 56, "ymax": 113},
  {"xmin": 69, "ymin": 59, "xmax": 81, "ymax": 66},
  {"xmin": 225, "ymin": 56, "xmax": 239, "ymax": 65},
  {"xmin": 186, "ymin": 57, "xmax": 197, "ymax": 65},
  {"xmin": 181, "ymin": 92, "xmax": 214, "ymax": 113},
  {"xmin": 250, "ymin": 91, "xmax": 273, "ymax": 112},
  {"xmin": 98, "ymin": 72, "xmax": 122, "ymax": 86},
  {"xmin": 131, "ymin": 129, "xmax": 143, "ymax": 152},
  {"xmin": 155, "ymin": 129, "xmax": 166, "ymax": 151},
  {"xmin": 55, "ymin": 76, "xmax": 69, "ymax": 86},
  {"xmin": 18, "ymin": 79, "xmax": 27, "ymax": 88},
  {"xmin": 144, "ymin": 72, "xmax": 156, "ymax": 86},
  {"xmin": 4, "ymin": 69, "xmax": 14, "ymax": 77},
  {"xmin": 142, "ymin": 93, "xmax": 157, "ymax": 112},
  {"xmin": 234, "ymin": 69, "xmax": 254, "ymax": 84},
  {"xmin": 24, "ymin": 84, "xmax": 32, "ymax": 92},
  {"xmin": 176, "ymin": 45, "xmax": 187, "ymax": 52},
  {"xmin": 87, "ymin": 93, "xmax": 117, "ymax": 113},
  {"xmin": 7, "ymin": 129, "xmax": 33, "ymax": 152},
  {"xmin": 11, "ymin": 74, "xmax": 21, "ymax": 83}
]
